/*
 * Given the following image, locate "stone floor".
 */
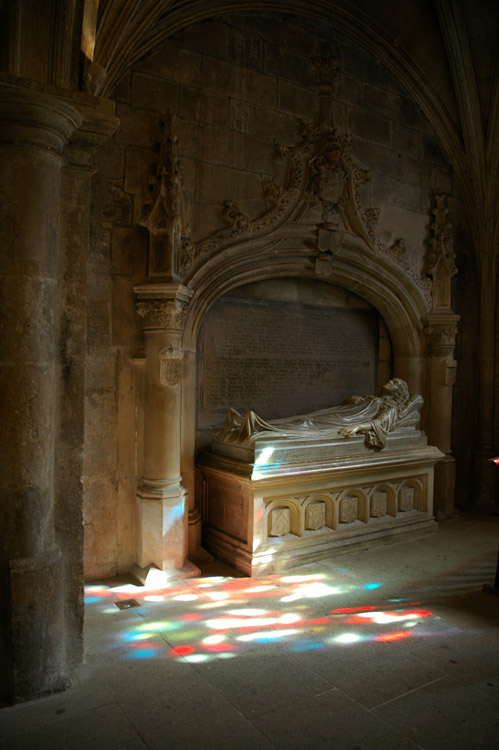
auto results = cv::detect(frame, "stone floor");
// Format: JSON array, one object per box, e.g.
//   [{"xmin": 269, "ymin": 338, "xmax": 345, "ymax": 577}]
[{"xmin": 1, "ymin": 509, "xmax": 499, "ymax": 750}]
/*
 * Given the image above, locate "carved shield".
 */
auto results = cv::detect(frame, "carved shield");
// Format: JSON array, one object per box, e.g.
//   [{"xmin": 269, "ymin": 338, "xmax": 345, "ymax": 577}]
[{"xmin": 160, "ymin": 358, "xmax": 182, "ymax": 387}]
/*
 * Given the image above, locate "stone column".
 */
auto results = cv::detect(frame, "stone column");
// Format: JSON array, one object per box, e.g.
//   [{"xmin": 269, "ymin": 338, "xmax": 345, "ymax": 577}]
[
  {"xmin": 134, "ymin": 283, "xmax": 199, "ymax": 582},
  {"xmin": 426, "ymin": 317, "xmax": 460, "ymax": 518},
  {"xmin": 0, "ymin": 80, "xmax": 81, "ymax": 702},
  {"xmin": 56, "ymin": 109, "xmax": 118, "ymax": 665}
]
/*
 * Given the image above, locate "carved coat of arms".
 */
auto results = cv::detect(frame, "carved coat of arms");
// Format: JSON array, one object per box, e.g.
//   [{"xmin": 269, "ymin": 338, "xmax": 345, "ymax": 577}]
[{"xmin": 159, "ymin": 346, "xmax": 183, "ymax": 387}]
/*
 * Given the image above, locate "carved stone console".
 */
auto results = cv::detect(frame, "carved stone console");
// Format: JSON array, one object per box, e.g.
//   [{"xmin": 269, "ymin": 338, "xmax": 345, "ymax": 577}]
[{"xmin": 198, "ymin": 430, "xmax": 442, "ymax": 576}]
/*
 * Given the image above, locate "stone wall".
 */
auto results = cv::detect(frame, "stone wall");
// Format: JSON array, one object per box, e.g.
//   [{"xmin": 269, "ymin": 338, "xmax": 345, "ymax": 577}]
[{"xmin": 85, "ymin": 12, "xmax": 453, "ymax": 579}]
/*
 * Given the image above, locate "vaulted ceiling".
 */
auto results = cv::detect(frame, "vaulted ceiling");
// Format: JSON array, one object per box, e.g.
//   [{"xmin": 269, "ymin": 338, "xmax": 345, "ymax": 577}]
[{"xmin": 1, "ymin": 0, "xmax": 497, "ymax": 245}]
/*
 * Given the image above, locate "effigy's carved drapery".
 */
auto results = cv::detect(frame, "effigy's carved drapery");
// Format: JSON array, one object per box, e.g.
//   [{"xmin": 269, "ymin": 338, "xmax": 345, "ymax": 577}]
[{"xmin": 215, "ymin": 378, "xmax": 422, "ymax": 450}]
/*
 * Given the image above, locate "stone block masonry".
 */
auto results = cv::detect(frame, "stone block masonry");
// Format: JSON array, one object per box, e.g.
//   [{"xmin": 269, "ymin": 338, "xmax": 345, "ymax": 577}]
[{"xmin": 85, "ymin": 11, "xmax": 454, "ymax": 581}]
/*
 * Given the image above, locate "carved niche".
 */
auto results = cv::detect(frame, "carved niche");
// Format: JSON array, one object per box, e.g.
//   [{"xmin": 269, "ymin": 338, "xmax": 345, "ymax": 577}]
[
  {"xmin": 140, "ymin": 113, "xmax": 192, "ymax": 282},
  {"xmin": 426, "ymin": 192, "xmax": 457, "ymax": 313}
]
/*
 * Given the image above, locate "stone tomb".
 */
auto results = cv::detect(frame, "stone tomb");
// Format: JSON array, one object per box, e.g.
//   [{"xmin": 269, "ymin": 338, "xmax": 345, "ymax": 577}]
[{"xmin": 198, "ymin": 390, "xmax": 442, "ymax": 576}]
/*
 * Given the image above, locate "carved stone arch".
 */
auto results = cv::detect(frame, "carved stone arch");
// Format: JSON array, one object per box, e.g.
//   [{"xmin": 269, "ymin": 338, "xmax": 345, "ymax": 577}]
[
  {"xmin": 336, "ymin": 489, "xmax": 369, "ymax": 526},
  {"xmin": 397, "ymin": 478, "xmax": 425, "ymax": 513},
  {"xmin": 367, "ymin": 483, "xmax": 397, "ymax": 518},
  {"xmin": 302, "ymin": 494, "xmax": 335, "ymax": 531},
  {"xmin": 182, "ymin": 235, "xmax": 427, "ymax": 397},
  {"xmin": 265, "ymin": 497, "xmax": 303, "ymax": 537}
]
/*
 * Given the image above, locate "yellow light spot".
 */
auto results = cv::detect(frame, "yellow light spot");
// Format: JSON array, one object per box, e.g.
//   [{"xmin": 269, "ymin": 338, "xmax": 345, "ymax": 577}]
[
  {"xmin": 173, "ymin": 594, "xmax": 198, "ymax": 601},
  {"xmin": 203, "ymin": 634, "xmax": 226, "ymax": 645}
]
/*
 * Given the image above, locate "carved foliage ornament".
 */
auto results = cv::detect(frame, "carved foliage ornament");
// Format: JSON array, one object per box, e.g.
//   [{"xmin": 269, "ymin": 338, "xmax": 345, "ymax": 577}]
[
  {"xmin": 426, "ymin": 325, "xmax": 458, "ymax": 349},
  {"xmin": 164, "ymin": 114, "xmax": 443, "ymax": 312},
  {"xmin": 136, "ymin": 299, "xmax": 186, "ymax": 331},
  {"xmin": 427, "ymin": 193, "xmax": 457, "ymax": 275},
  {"xmin": 309, "ymin": 47, "xmax": 341, "ymax": 84}
]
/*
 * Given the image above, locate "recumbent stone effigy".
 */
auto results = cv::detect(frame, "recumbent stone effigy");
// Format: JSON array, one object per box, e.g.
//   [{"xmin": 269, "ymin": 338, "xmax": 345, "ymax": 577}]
[{"xmin": 198, "ymin": 379, "xmax": 443, "ymax": 575}]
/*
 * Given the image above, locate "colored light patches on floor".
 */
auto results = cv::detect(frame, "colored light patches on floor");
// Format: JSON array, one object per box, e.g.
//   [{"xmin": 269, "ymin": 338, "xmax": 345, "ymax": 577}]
[{"xmin": 84, "ymin": 571, "xmax": 451, "ymax": 665}]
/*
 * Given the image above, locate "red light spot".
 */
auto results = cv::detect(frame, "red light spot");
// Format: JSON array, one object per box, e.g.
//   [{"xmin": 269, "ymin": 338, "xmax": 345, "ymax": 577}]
[
  {"xmin": 181, "ymin": 613, "xmax": 202, "ymax": 621},
  {"xmin": 375, "ymin": 631, "xmax": 411, "ymax": 642},
  {"xmin": 204, "ymin": 643, "xmax": 236, "ymax": 653},
  {"xmin": 170, "ymin": 645, "xmax": 195, "ymax": 656},
  {"xmin": 331, "ymin": 606, "xmax": 377, "ymax": 614}
]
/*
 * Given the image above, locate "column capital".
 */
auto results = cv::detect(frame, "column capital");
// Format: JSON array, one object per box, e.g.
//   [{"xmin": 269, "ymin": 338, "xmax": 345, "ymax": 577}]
[
  {"xmin": 425, "ymin": 313, "xmax": 460, "ymax": 351},
  {"xmin": 135, "ymin": 283, "xmax": 193, "ymax": 331},
  {"xmin": 0, "ymin": 76, "xmax": 119, "ymax": 168},
  {"xmin": 0, "ymin": 77, "xmax": 81, "ymax": 154}
]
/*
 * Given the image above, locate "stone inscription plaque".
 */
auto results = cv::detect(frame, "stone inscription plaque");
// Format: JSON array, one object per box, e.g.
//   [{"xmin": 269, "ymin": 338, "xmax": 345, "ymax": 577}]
[{"xmin": 197, "ymin": 297, "xmax": 378, "ymax": 429}]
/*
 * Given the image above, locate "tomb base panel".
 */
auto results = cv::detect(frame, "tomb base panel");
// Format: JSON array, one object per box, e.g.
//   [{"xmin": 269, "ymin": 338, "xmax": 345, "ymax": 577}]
[{"xmin": 198, "ymin": 446, "xmax": 442, "ymax": 576}]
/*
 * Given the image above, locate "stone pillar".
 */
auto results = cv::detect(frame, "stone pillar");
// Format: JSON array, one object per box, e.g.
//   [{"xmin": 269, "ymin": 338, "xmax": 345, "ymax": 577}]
[
  {"xmin": 56, "ymin": 110, "xmax": 118, "ymax": 665},
  {"xmin": 134, "ymin": 283, "xmax": 199, "ymax": 582},
  {"xmin": 0, "ymin": 80, "xmax": 81, "ymax": 702},
  {"xmin": 426, "ymin": 317, "xmax": 460, "ymax": 518}
]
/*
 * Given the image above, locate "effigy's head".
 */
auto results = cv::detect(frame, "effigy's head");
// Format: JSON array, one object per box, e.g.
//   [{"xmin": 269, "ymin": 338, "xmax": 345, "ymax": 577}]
[{"xmin": 380, "ymin": 378, "xmax": 410, "ymax": 405}]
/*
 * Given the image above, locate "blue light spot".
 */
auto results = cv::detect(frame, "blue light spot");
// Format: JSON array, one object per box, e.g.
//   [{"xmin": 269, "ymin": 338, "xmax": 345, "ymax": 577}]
[
  {"xmin": 290, "ymin": 642, "xmax": 323, "ymax": 652},
  {"xmin": 125, "ymin": 649, "xmax": 158, "ymax": 659},
  {"xmin": 364, "ymin": 583, "xmax": 381, "ymax": 590}
]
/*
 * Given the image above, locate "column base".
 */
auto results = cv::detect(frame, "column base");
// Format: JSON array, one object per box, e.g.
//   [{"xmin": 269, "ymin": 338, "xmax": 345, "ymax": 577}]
[
  {"xmin": 136, "ymin": 481, "xmax": 189, "ymax": 571},
  {"xmin": 6, "ymin": 546, "xmax": 70, "ymax": 703},
  {"xmin": 131, "ymin": 559, "xmax": 200, "ymax": 588}
]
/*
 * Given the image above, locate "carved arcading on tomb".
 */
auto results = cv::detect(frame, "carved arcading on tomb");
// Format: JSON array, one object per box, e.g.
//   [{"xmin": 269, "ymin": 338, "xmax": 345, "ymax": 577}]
[
  {"xmin": 339, "ymin": 495, "xmax": 358, "ymax": 523},
  {"xmin": 370, "ymin": 491, "xmax": 388, "ymax": 517},
  {"xmin": 136, "ymin": 298, "xmax": 186, "ymax": 331},
  {"xmin": 269, "ymin": 507, "xmax": 291, "ymax": 537},
  {"xmin": 399, "ymin": 486, "xmax": 415, "ymax": 512},
  {"xmin": 306, "ymin": 502, "xmax": 326, "ymax": 530}
]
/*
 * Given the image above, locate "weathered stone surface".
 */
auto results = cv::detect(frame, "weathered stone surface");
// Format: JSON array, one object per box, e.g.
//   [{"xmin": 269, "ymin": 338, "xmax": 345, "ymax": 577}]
[
  {"xmin": 348, "ymin": 111, "xmax": 392, "ymax": 145},
  {"xmin": 197, "ymin": 295, "xmax": 378, "ymax": 428},
  {"xmin": 131, "ymin": 72, "xmax": 179, "ymax": 112},
  {"xmin": 80, "ymin": 10, "xmax": 456, "ymax": 592},
  {"xmin": 371, "ymin": 173, "xmax": 421, "ymax": 211},
  {"xmin": 180, "ymin": 87, "xmax": 228, "ymax": 127},
  {"xmin": 393, "ymin": 125, "xmax": 420, "ymax": 157},
  {"xmin": 135, "ymin": 44, "xmax": 202, "ymax": 85},
  {"xmin": 278, "ymin": 80, "xmax": 316, "ymax": 117},
  {"xmin": 115, "ymin": 103, "xmax": 160, "ymax": 148},
  {"xmin": 173, "ymin": 19, "xmax": 229, "ymax": 59},
  {"xmin": 364, "ymin": 86, "xmax": 401, "ymax": 119},
  {"xmin": 400, "ymin": 96, "xmax": 434, "ymax": 133},
  {"xmin": 229, "ymin": 99, "xmax": 297, "ymax": 136},
  {"xmin": 335, "ymin": 75, "xmax": 363, "ymax": 107},
  {"xmin": 352, "ymin": 139, "xmax": 400, "ymax": 178}
]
